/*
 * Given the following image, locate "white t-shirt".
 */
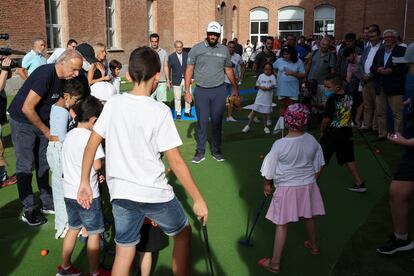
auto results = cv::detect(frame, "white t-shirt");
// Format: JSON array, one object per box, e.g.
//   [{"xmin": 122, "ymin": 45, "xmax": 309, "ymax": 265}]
[
  {"xmin": 364, "ymin": 43, "xmax": 381, "ymax": 75},
  {"xmin": 62, "ymin": 128, "xmax": 105, "ymax": 199},
  {"xmin": 225, "ymin": 53, "xmax": 244, "ymax": 84},
  {"xmin": 254, "ymin": 73, "xmax": 276, "ymax": 107},
  {"xmin": 260, "ymin": 133, "xmax": 325, "ymax": 186},
  {"xmin": 93, "ymin": 94, "xmax": 183, "ymax": 203}
]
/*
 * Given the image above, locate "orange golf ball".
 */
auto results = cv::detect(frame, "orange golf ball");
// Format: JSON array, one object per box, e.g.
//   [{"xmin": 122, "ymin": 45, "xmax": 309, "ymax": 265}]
[
  {"xmin": 259, "ymin": 154, "xmax": 264, "ymax": 160},
  {"xmin": 40, "ymin": 249, "xmax": 48, "ymax": 256},
  {"xmin": 167, "ymin": 168, "xmax": 172, "ymax": 173}
]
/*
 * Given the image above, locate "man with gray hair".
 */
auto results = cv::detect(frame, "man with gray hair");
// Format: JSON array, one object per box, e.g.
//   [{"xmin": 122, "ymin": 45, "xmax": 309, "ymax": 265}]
[
  {"xmin": 8, "ymin": 49, "xmax": 83, "ymax": 226},
  {"xmin": 168, "ymin": 40, "xmax": 192, "ymax": 119},
  {"xmin": 307, "ymin": 37, "xmax": 336, "ymax": 89},
  {"xmin": 370, "ymin": 29, "xmax": 407, "ymax": 140},
  {"xmin": 18, "ymin": 37, "xmax": 47, "ymax": 80}
]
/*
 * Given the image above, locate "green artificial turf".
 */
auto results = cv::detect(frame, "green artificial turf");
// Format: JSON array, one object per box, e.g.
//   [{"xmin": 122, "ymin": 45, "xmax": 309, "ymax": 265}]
[{"xmin": 1, "ymin": 72, "xmax": 413, "ymax": 275}]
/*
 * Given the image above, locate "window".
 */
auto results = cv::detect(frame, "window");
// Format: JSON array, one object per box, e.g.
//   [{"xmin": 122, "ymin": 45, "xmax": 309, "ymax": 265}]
[
  {"xmin": 249, "ymin": 8, "xmax": 269, "ymax": 45},
  {"xmin": 278, "ymin": 7, "xmax": 304, "ymax": 38},
  {"xmin": 106, "ymin": 0, "xmax": 116, "ymax": 48},
  {"xmin": 45, "ymin": 0, "xmax": 61, "ymax": 49},
  {"xmin": 314, "ymin": 5, "xmax": 335, "ymax": 36},
  {"xmin": 147, "ymin": 0, "xmax": 153, "ymax": 36}
]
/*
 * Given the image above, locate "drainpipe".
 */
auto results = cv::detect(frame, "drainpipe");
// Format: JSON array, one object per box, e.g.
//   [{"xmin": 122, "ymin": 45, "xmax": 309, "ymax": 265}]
[{"xmin": 403, "ymin": 0, "xmax": 408, "ymax": 41}]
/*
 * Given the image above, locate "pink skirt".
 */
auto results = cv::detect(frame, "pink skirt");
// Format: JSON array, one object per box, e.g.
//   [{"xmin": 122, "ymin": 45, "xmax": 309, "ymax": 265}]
[{"xmin": 265, "ymin": 183, "xmax": 325, "ymax": 225}]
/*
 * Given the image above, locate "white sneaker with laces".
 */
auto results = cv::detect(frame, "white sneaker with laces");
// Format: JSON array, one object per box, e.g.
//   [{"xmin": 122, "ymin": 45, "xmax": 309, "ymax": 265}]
[
  {"xmin": 264, "ymin": 127, "xmax": 270, "ymax": 134},
  {"xmin": 242, "ymin": 125, "xmax": 251, "ymax": 133},
  {"xmin": 226, "ymin": 116, "xmax": 237, "ymax": 122}
]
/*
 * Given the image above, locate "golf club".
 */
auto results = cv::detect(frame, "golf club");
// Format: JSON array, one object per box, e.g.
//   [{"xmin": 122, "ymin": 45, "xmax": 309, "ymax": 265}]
[
  {"xmin": 201, "ymin": 224, "xmax": 214, "ymax": 276},
  {"xmin": 357, "ymin": 129, "xmax": 392, "ymax": 179},
  {"xmin": 239, "ymin": 196, "xmax": 268, "ymax": 247}
]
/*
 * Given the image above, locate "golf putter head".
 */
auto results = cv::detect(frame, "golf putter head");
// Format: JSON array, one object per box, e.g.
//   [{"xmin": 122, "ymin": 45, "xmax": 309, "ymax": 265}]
[{"xmin": 239, "ymin": 238, "xmax": 254, "ymax": 247}]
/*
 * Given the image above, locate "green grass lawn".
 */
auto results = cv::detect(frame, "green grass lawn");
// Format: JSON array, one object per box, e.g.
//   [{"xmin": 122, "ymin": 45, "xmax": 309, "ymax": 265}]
[{"xmin": 1, "ymin": 72, "xmax": 413, "ymax": 275}]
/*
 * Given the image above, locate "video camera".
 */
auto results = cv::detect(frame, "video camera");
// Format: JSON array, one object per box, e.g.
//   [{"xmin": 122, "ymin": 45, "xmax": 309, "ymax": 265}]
[{"xmin": 0, "ymin": 33, "xmax": 26, "ymax": 69}]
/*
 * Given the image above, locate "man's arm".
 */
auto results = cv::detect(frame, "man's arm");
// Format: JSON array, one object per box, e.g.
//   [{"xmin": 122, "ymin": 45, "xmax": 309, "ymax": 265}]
[
  {"xmin": 165, "ymin": 147, "xmax": 208, "ymax": 224},
  {"xmin": 0, "ymin": 57, "xmax": 11, "ymax": 91},
  {"xmin": 22, "ymin": 90, "xmax": 50, "ymax": 139},
  {"xmin": 164, "ymin": 58, "xmax": 171, "ymax": 90},
  {"xmin": 16, "ymin": 68, "xmax": 28, "ymax": 81},
  {"xmin": 225, "ymin": 67, "xmax": 239, "ymax": 96},
  {"xmin": 184, "ymin": 64, "xmax": 194, "ymax": 103}
]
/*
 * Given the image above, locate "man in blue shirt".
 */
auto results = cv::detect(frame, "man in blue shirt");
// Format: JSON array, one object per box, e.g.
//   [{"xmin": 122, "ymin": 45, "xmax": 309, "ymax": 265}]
[
  {"xmin": 9, "ymin": 49, "xmax": 83, "ymax": 226},
  {"xmin": 18, "ymin": 38, "xmax": 47, "ymax": 80}
]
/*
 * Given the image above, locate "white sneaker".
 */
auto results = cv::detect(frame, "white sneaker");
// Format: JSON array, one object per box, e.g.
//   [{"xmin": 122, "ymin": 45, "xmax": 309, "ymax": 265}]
[
  {"xmin": 253, "ymin": 117, "xmax": 261, "ymax": 123},
  {"xmin": 264, "ymin": 127, "xmax": 270, "ymax": 134},
  {"xmin": 242, "ymin": 125, "xmax": 251, "ymax": 133},
  {"xmin": 226, "ymin": 116, "xmax": 237, "ymax": 122},
  {"xmin": 273, "ymin": 128, "xmax": 282, "ymax": 135},
  {"xmin": 266, "ymin": 119, "xmax": 272, "ymax": 126}
]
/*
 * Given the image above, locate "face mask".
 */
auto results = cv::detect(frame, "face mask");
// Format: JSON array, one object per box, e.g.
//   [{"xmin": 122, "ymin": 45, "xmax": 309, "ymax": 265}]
[
  {"xmin": 82, "ymin": 60, "xmax": 91, "ymax": 71},
  {"xmin": 324, "ymin": 90, "xmax": 334, "ymax": 98}
]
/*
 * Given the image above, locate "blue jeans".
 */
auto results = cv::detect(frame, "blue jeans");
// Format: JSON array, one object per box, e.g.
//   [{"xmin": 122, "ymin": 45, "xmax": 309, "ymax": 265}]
[
  {"xmin": 64, "ymin": 197, "xmax": 104, "ymax": 235},
  {"xmin": 10, "ymin": 118, "xmax": 52, "ymax": 212},
  {"xmin": 111, "ymin": 197, "xmax": 189, "ymax": 246},
  {"xmin": 194, "ymin": 84, "xmax": 227, "ymax": 154},
  {"xmin": 47, "ymin": 141, "xmax": 68, "ymax": 238}
]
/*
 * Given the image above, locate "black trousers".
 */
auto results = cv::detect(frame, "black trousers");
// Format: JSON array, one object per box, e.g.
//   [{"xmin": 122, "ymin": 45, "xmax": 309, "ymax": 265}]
[{"xmin": 194, "ymin": 84, "xmax": 226, "ymax": 154}]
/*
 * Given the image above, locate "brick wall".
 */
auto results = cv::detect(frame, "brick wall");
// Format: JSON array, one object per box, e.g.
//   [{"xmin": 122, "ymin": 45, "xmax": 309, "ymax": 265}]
[
  {"xmin": 1, "ymin": 0, "xmax": 413, "ymax": 66},
  {"xmin": 0, "ymin": 0, "xmax": 46, "ymax": 55}
]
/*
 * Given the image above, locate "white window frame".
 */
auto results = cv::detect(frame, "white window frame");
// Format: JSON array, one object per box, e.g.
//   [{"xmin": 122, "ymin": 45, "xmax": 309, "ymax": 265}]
[
  {"xmin": 106, "ymin": 0, "xmax": 116, "ymax": 49},
  {"xmin": 249, "ymin": 8, "xmax": 269, "ymax": 45},
  {"xmin": 278, "ymin": 6, "xmax": 304, "ymax": 38},
  {"xmin": 45, "ymin": 0, "xmax": 62, "ymax": 49},
  {"xmin": 314, "ymin": 5, "xmax": 336, "ymax": 36}
]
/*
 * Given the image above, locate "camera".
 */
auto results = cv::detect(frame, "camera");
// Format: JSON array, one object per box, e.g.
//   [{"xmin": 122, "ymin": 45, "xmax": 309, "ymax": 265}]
[{"xmin": 0, "ymin": 33, "xmax": 25, "ymax": 69}]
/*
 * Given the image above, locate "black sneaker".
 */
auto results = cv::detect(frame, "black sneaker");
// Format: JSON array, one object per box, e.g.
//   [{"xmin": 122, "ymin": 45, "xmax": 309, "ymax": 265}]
[
  {"xmin": 192, "ymin": 152, "xmax": 205, "ymax": 164},
  {"xmin": 41, "ymin": 206, "xmax": 55, "ymax": 215},
  {"xmin": 22, "ymin": 210, "xmax": 47, "ymax": 226},
  {"xmin": 347, "ymin": 182, "xmax": 367, "ymax": 193},
  {"xmin": 212, "ymin": 152, "xmax": 225, "ymax": 162},
  {"xmin": 185, "ymin": 112, "xmax": 194, "ymax": 118},
  {"xmin": 176, "ymin": 114, "xmax": 182, "ymax": 120},
  {"xmin": 377, "ymin": 233, "xmax": 414, "ymax": 254}
]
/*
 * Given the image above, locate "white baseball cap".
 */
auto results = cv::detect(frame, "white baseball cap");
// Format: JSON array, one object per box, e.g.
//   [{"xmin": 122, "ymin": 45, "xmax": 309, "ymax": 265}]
[
  {"xmin": 393, "ymin": 43, "xmax": 414, "ymax": 64},
  {"xmin": 206, "ymin": 21, "xmax": 221, "ymax": 34},
  {"xmin": 90, "ymin": 82, "xmax": 117, "ymax": 102}
]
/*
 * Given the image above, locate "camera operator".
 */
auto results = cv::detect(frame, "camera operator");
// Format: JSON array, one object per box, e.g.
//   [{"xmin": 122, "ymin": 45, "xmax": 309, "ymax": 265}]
[{"xmin": 0, "ymin": 57, "xmax": 17, "ymax": 187}]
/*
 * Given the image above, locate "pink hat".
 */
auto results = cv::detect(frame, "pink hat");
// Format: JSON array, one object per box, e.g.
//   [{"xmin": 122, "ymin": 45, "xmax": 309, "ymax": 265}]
[{"xmin": 284, "ymin": 103, "xmax": 309, "ymax": 131}]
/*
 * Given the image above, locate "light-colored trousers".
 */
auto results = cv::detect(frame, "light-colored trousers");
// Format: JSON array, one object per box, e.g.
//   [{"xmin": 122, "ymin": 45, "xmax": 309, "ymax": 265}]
[
  {"xmin": 376, "ymin": 89, "xmax": 404, "ymax": 137},
  {"xmin": 173, "ymin": 79, "xmax": 191, "ymax": 115}
]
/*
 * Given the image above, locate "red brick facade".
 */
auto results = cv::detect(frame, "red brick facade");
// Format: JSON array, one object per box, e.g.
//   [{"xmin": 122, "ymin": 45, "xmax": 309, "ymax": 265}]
[{"xmin": 0, "ymin": 0, "xmax": 413, "ymax": 63}]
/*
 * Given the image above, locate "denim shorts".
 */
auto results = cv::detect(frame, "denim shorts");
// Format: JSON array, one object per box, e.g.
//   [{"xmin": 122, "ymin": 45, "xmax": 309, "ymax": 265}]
[
  {"xmin": 64, "ymin": 197, "xmax": 104, "ymax": 235},
  {"xmin": 111, "ymin": 197, "xmax": 189, "ymax": 246}
]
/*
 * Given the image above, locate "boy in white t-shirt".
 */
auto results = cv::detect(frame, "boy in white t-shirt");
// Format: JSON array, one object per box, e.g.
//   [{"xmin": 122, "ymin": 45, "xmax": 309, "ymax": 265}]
[
  {"xmin": 78, "ymin": 47, "xmax": 208, "ymax": 276},
  {"xmin": 57, "ymin": 96, "xmax": 107, "ymax": 276}
]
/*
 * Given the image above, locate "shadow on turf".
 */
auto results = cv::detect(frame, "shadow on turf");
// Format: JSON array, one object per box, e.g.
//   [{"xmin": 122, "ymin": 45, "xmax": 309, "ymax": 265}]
[
  {"xmin": 168, "ymin": 173, "xmax": 226, "ymax": 276},
  {"xmin": 0, "ymin": 196, "xmax": 41, "ymax": 275}
]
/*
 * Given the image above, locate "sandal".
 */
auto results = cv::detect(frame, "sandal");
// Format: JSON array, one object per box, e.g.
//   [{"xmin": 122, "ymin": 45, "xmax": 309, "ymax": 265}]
[
  {"xmin": 304, "ymin": 240, "xmax": 320, "ymax": 255},
  {"xmin": 258, "ymin": 257, "xmax": 280, "ymax": 274}
]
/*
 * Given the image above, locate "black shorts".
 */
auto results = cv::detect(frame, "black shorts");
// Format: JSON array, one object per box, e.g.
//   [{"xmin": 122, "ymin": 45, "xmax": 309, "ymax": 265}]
[
  {"xmin": 320, "ymin": 127, "xmax": 355, "ymax": 166},
  {"xmin": 352, "ymin": 91, "xmax": 363, "ymax": 107},
  {"xmin": 137, "ymin": 224, "xmax": 169, "ymax": 253},
  {"xmin": 393, "ymin": 147, "xmax": 414, "ymax": 181}
]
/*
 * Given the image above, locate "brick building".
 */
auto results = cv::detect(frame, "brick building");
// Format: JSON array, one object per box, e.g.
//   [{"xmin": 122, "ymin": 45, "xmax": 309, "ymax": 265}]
[{"xmin": 0, "ymin": 0, "xmax": 413, "ymax": 64}]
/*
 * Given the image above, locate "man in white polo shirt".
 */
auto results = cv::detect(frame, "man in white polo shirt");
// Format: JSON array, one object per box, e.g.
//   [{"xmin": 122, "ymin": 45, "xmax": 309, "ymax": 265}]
[{"xmin": 150, "ymin": 33, "xmax": 170, "ymax": 103}]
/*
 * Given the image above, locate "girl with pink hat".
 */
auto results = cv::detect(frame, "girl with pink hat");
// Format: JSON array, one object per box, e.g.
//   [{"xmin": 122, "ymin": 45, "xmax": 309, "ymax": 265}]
[{"xmin": 258, "ymin": 103, "xmax": 326, "ymax": 273}]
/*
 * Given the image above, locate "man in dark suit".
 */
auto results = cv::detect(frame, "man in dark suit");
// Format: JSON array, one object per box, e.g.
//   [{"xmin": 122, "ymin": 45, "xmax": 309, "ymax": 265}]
[
  {"xmin": 168, "ymin": 40, "xmax": 192, "ymax": 119},
  {"xmin": 371, "ymin": 29, "xmax": 407, "ymax": 139}
]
